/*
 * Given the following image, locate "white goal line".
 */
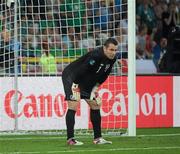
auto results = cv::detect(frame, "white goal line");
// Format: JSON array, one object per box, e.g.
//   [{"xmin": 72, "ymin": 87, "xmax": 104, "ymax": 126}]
[
  {"xmin": 1, "ymin": 146, "xmax": 180, "ymax": 154},
  {"xmin": 0, "ymin": 133, "xmax": 180, "ymax": 141}
]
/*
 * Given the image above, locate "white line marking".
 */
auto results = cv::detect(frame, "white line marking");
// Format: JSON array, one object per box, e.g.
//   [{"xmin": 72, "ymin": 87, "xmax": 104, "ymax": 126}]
[
  {"xmin": 0, "ymin": 146, "xmax": 180, "ymax": 154},
  {"xmin": 138, "ymin": 133, "xmax": 180, "ymax": 137},
  {"xmin": 0, "ymin": 133, "xmax": 180, "ymax": 141}
]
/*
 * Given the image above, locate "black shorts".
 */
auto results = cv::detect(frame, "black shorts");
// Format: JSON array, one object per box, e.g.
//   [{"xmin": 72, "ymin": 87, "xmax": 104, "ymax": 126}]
[{"xmin": 62, "ymin": 72, "xmax": 91, "ymax": 101}]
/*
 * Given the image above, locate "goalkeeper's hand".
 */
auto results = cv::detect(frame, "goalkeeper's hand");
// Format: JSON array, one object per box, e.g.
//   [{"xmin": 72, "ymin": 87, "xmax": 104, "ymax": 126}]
[
  {"xmin": 90, "ymin": 85, "xmax": 102, "ymax": 106},
  {"xmin": 71, "ymin": 83, "xmax": 80, "ymax": 101}
]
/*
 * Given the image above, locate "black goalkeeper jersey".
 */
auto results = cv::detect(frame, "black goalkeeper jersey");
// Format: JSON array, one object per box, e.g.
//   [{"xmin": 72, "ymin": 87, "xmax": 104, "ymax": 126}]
[{"xmin": 62, "ymin": 47, "xmax": 117, "ymax": 92}]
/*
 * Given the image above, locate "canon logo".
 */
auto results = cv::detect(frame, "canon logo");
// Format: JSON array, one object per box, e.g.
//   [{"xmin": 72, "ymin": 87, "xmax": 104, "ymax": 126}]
[
  {"xmin": 4, "ymin": 90, "xmax": 67, "ymax": 118},
  {"xmin": 99, "ymin": 89, "xmax": 167, "ymax": 116},
  {"xmin": 136, "ymin": 93, "xmax": 167, "ymax": 116},
  {"xmin": 4, "ymin": 89, "xmax": 167, "ymax": 119}
]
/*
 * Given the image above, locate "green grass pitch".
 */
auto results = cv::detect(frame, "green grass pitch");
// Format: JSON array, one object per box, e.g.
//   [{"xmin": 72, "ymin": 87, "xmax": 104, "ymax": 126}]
[{"xmin": 0, "ymin": 128, "xmax": 180, "ymax": 154}]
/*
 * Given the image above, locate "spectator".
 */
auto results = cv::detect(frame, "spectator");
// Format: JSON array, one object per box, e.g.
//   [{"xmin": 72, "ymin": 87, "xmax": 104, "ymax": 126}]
[
  {"xmin": 94, "ymin": 28, "xmax": 110, "ymax": 46},
  {"xmin": 177, "ymin": 0, "xmax": 180, "ymax": 25},
  {"xmin": 27, "ymin": 26, "xmax": 40, "ymax": 50},
  {"xmin": 20, "ymin": 15, "xmax": 30, "ymax": 36},
  {"xmin": 51, "ymin": 27, "xmax": 63, "ymax": 50},
  {"xmin": 152, "ymin": 0, "xmax": 166, "ymax": 29},
  {"xmin": 0, "ymin": 28, "xmax": 21, "ymax": 74},
  {"xmin": 24, "ymin": 0, "xmax": 46, "ymax": 20},
  {"xmin": 39, "ymin": 41, "xmax": 57, "ymax": 75},
  {"xmin": 60, "ymin": 0, "xmax": 86, "ymax": 33},
  {"xmin": 137, "ymin": 0, "xmax": 157, "ymax": 30},
  {"xmin": 84, "ymin": 0, "xmax": 94, "ymax": 32},
  {"xmin": 158, "ymin": 26, "xmax": 180, "ymax": 73},
  {"xmin": 136, "ymin": 24, "xmax": 149, "ymax": 59},
  {"xmin": 162, "ymin": 1, "xmax": 178, "ymax": 38},
  {"xmin": 152, "ymin": 37, "xmax": 168, "ymax": 70},
  {"xmin": 93, "ymin": 0, "xmax": 113, "ymax": 31},
  {"xmin": 119, "ymin": 12, "xmax": 128, "ymax": 35},
  {"xmin": 0, "ymin": 14, "xmax": 3, "ymax": 32},
  {"xmin": 40, "ymin": 11, "xmax": 59, "ymax": 34},
  {"xmin": 0, "ymin": 0, "xmax": 6, "ymax": 12},
  {"xmin": 114, "ymin": 24, "xmax": 127, "ymax": 53},
  {"xmin": 78, "ymin": 26, "xmax": 95, "ymax": 52},
  {"xmin": 62, "ymin": 27, "xmax": 79, "ymax": 50},
  {"xmin": 114, "ymin": 0, "xmax": 122, "ymax": 21},
  {"xmin": 145, "ymin": 28, "xmax": 153, "ymax": 59}
]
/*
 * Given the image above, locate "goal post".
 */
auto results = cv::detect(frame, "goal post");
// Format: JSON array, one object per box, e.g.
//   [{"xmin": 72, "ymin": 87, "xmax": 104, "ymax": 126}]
[
  {"xmin": 128, "ymin": 0, "xmax": 136, "ymax": 136},
  {"xmin": 0, "ymin": 0, "xmax": 136, "ymax": 136}
]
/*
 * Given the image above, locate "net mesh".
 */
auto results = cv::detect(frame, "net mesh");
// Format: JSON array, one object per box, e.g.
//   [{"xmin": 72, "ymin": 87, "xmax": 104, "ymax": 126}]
[{"xmin": 0, "ymin": 0, "xmax": 129, "ymax": 135}]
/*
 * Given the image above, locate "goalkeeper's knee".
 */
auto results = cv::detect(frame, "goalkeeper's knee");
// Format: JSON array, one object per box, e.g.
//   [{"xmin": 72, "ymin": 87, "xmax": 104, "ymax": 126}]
[
  {"xmin": 86, "ymin": 99, "xmax": 101, "ymax": 109},
  {"xmin": 95, "ymin": 96, "xmax": 102, "ymax": 106},
  {"xmin": 71, "ymin": 83, "xmax": 80, "ymax": 101}
]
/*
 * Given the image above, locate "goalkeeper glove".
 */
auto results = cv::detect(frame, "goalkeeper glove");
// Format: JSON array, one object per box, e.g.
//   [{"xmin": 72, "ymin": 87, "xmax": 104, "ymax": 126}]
[
  {"xmin": 71, "ymin": 83, "xmax": 80, "ymax": 101},
  {"xmin": 90, "ymin": 85, "xmax": 102, "ymax": 105}
]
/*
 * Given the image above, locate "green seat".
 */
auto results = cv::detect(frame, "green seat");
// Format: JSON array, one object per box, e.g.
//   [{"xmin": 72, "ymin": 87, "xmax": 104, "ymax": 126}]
[
  {"xmin": 34, "ymin": 48, "xmax": 42, "ymax": 57},
  {"xmin": 50, "ymin": 48, "xmax": 63, "ymax": 57},
  {"xmin": 63, "ymin": 48, "xmax": 88, "ymax": 57}
]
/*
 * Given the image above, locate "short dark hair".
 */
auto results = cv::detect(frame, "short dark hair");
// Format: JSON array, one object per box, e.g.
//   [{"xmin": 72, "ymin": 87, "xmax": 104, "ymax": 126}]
[{"xmin": 104, "ymin": 38, "xmax": 118, "ymax": 47}]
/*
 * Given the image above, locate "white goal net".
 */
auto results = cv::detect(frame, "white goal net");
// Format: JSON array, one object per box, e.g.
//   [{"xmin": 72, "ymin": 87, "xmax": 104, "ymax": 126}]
[{"xmin": 0, "ymin": 0, "xmax": 136, "ymax": 136}]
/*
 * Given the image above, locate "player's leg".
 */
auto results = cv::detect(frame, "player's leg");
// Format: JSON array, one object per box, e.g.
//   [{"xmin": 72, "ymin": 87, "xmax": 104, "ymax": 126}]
[
  {"xmin": 62, "ymin": 73, "xmax": 83, "ymax": 145},
  {"xmin": 66, "ymin": 100, "xmax": 83, "ymax": 145},
  {"xmin": 86, "ymin": 99, "xmax": 112, "ymax": 144},
  {"xmin": 66, "ymin": 100, "xmax": 79, "ymax": 140},
  {"xmin": 86, "ymin": 99, "xmax": 102, "ymax": 139}
]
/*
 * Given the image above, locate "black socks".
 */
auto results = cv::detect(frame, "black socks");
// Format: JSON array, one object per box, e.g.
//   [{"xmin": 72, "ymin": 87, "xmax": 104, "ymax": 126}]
[
  {"xmin": 66, "ymin": 109, "xmax": 102, "ymax": 140},
  {"xmin": 90, "ymin": 109, "xmax": 102, "ymax": 139},
  {"xmin": 66, "ymin": 109, "xmax": 76, "ymax": 140}
]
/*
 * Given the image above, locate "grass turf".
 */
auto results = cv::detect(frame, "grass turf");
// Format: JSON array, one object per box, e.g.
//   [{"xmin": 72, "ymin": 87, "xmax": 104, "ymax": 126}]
[{"xmin": 0, "ymin": 128, "xmax": 180, "ymax": 154}]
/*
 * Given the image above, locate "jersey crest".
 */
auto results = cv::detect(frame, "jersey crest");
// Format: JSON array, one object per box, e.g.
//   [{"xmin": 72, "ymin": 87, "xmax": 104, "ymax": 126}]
[{"xmin": 89, "ymin": 59, "xmax": 95, "ymax": 65}]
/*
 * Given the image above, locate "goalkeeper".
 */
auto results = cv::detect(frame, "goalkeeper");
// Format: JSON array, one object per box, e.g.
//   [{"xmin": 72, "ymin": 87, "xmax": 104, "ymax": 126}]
[{"xmin": 62, "ymin": 38, "xmax": 118, "ymax": 145}]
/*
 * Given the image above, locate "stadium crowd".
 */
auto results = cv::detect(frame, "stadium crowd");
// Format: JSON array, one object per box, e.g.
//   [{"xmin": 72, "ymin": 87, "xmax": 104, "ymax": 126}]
[
  {"xmin": 0, "ymin": 0, "xmax": 179, "ymax": 75},
  {"xmin": 136, "ymin": 0, "xmax": 180, "ymax": 73}
]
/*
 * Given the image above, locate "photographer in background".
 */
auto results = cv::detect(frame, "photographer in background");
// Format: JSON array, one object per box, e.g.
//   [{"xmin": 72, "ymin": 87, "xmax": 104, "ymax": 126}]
[
  {"xmin": 159, "ymin": 26, "xmax": 180, "ymax": 73},
  {"xmin": 152, "ymin": 37, "xmax": 168, "ymax": 71},
  {"xmin": 162, "ymin": 1, "xmax": 178, "ymax": 39}
]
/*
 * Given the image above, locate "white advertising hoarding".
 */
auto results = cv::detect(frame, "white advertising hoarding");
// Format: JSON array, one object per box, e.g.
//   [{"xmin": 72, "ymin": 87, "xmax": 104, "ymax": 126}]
[
  {"xmin": 1, "ymin": 76, "xmax": 180, "ymax": 131},
  {"xmin": 173, "ymin": 77, "xmax": 180, "ymax": 127},
  {"xmin": 0, "ymin": 77, "xmax": 89, "ymax": 131}
]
